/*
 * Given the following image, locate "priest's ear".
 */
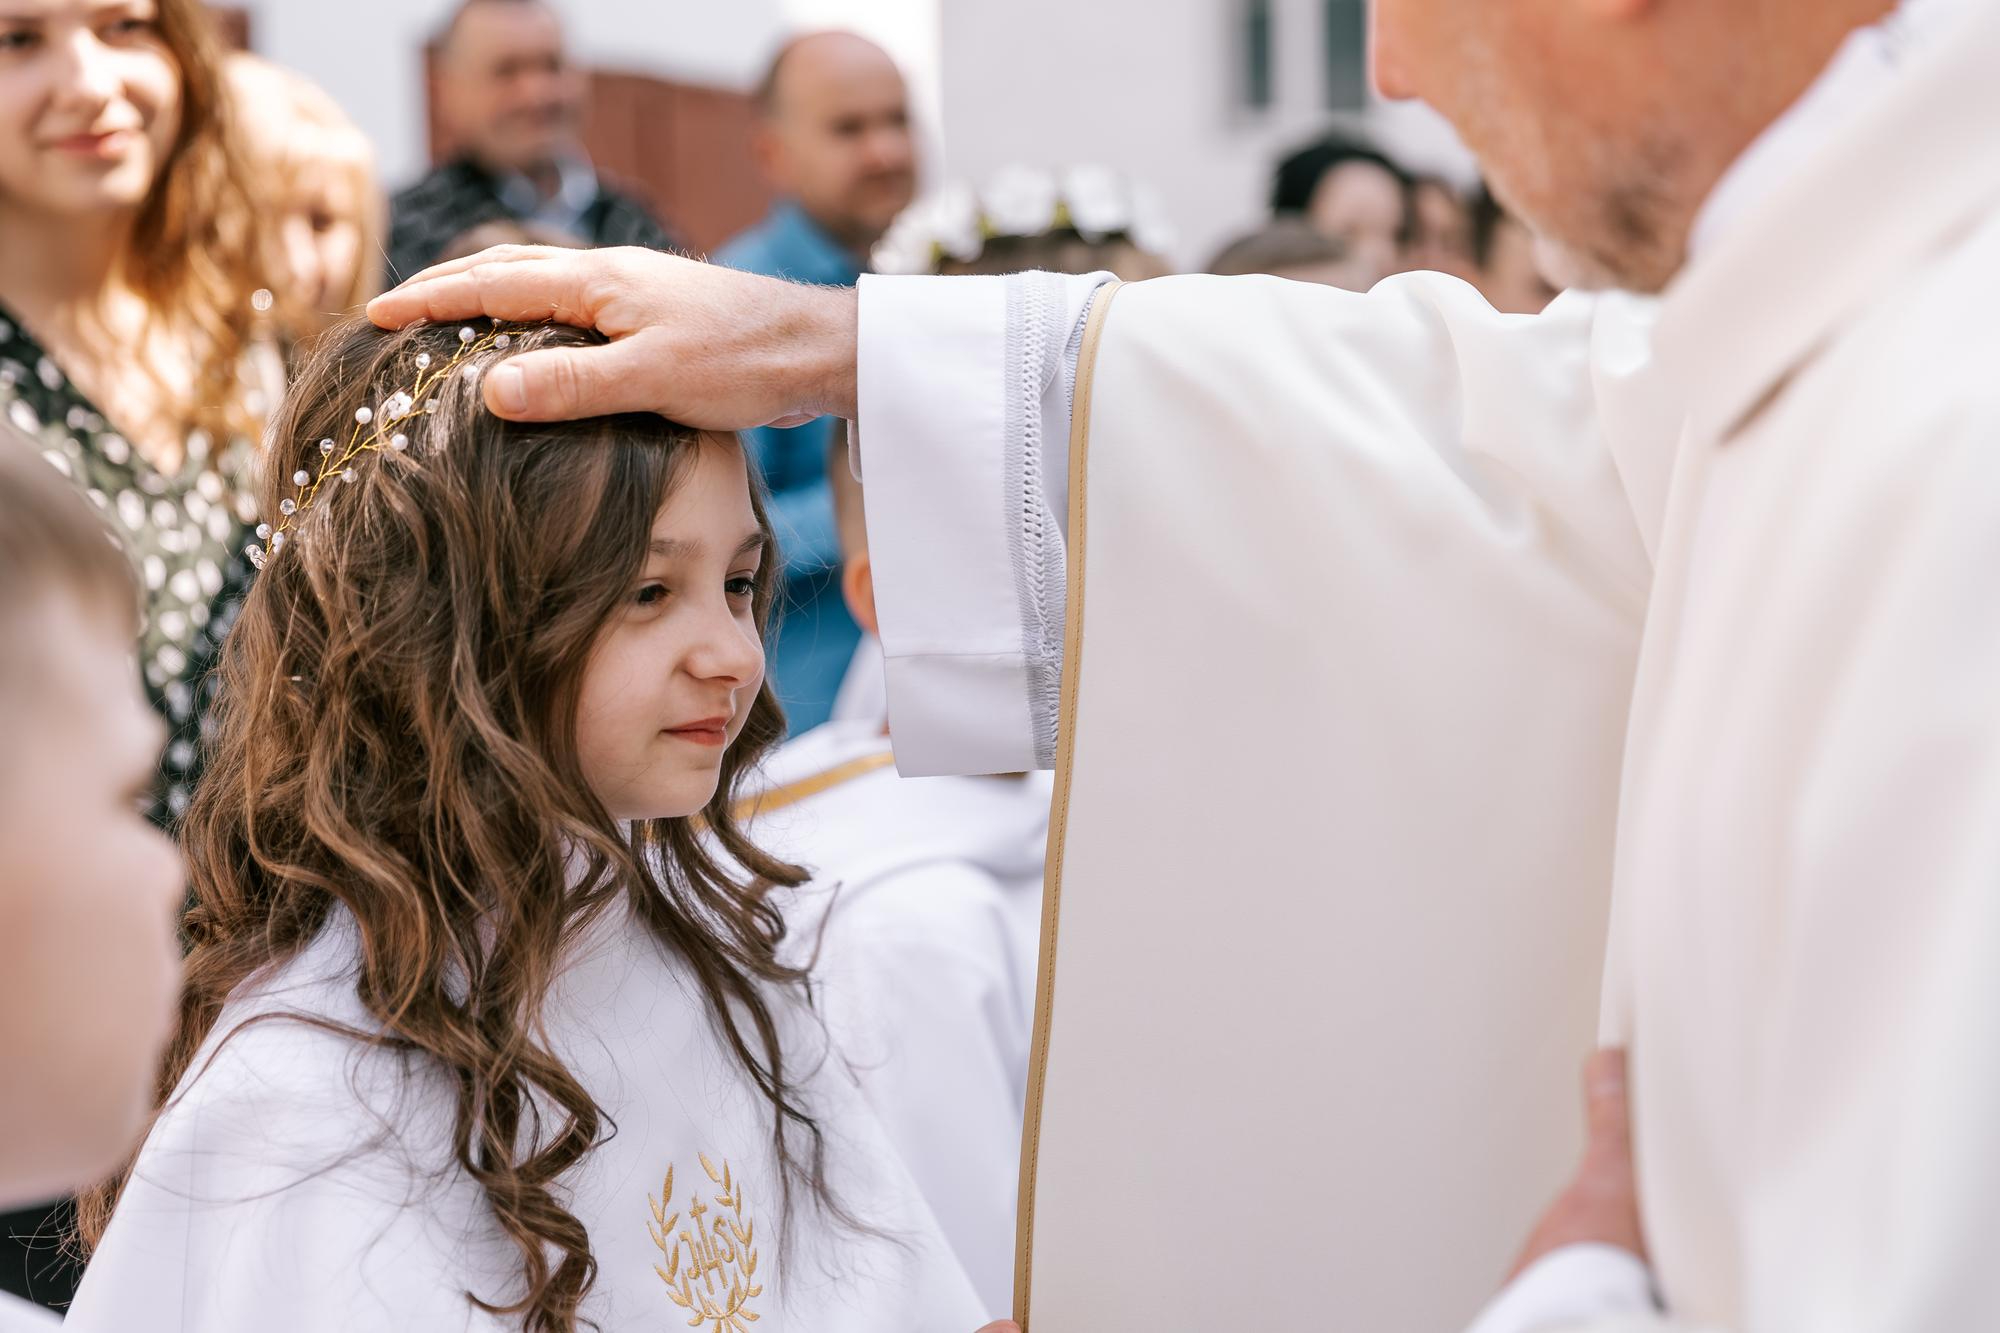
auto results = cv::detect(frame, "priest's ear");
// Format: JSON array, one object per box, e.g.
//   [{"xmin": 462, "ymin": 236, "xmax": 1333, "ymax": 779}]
[{"xmin": 841, "ymin": 550, "xmax": 878, "ymax": 638}]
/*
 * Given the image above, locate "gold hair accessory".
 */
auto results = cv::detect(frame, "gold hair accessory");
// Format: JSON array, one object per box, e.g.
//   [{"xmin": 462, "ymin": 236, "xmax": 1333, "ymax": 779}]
[{"xmin": 245, "ymin": 325, "xmax": 512, "ymax": 569}]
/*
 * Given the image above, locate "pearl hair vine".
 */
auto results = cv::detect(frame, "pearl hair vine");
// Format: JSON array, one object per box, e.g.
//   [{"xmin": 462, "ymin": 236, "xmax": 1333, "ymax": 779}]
[{"xmin": 246, "ymin": 324, "xmax": 514, "ymax": 570}]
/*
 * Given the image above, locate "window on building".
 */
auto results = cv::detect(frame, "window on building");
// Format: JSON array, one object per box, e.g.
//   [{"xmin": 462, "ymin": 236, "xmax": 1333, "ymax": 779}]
[
  {"xmin": 1241, "ymin": 0, "xmax": 1275, "ymax": 111},
  {"xmin": 1324, "ymin": 0, "xmax": 1368, "ymax": 110}
]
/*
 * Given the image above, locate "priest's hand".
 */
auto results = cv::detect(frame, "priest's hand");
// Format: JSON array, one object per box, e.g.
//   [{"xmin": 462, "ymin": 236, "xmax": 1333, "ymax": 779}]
[
  {"xmin": 366, "ymin": 245, "xmax": 861, "ymax": 429},
  {"xmin": 1507, "ymin": 1047, "xmax": 1648, "ymax": 1278}
]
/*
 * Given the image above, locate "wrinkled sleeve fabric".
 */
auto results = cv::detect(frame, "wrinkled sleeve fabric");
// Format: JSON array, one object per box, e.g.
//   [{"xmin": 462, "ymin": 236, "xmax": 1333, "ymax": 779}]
[
  {"xmin": 854, "ymin": 271, "xmax": 1112, "ymax": 777},
  {"xmin": 855, "ymin": 272, "xmax": 1661, "ymax": 781},
  {"xmin": 1464, "ymin": 1246, "xmax": 1664, "ymax": 1333}
]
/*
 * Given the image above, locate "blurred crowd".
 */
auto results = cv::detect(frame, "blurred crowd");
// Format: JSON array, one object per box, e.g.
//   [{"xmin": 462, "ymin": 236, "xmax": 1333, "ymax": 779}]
[{"xmin": 0, "ymin": 0, "xmax": 1556, "ymax": 1311}]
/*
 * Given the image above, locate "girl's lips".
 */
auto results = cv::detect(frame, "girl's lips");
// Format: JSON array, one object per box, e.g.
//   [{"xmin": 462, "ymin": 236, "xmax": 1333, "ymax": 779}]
[
  {"xmin": 663, "ymin": 719, "xmax": 730, "ymax": 747},
  {"xmin": 50, "ymin": 130, "xmax": 133, "ymax": 159}
]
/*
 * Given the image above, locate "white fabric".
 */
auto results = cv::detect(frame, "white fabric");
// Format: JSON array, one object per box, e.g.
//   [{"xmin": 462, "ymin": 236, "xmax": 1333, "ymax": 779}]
[
  {"xmin": 1689, "ymin": 0, "xmax": 1969, "ymax": 255},
  {"xmin": 1587, "ymin": 2, "xmax": 2000, "ymax": 1321},
  {"xmin": 749, "ymin": 719, "xmax": 1049, "ymax": 1316},
  {"xmin": 856, "ymin": 271, "xmax": 1108, "ymax": 776},
  {"xmin": 1465, "ymin": 1247, "xmax": 1657, "ymax": 1333},
  {"xmin": 1026, "ymin": 272, "xmax": 1665, "ymax": 1332},
  {"xmin": 66, "ymin": 894, "xmax": 985, "ymax": 1331},
  {"xmin": 852, "ymin": 0, "xmax": 2000, "ymax": 1326},
  {"xmin": 827, "ymin": 633, "xmax": 888, "ymax": 724},
  {"xmin": 0, "ymin": 1294, "xmax": 58, "ymax": 1331},
  {"xmin": 1477, "ymin": 0, "xmax": 1975, "ymax": 1326}
]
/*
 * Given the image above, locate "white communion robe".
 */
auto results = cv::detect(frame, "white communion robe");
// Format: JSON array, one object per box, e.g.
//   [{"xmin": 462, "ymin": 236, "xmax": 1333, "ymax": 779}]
[
  {"xmin": 849, "ymin": 0, "xmax": 2000, "ymax": 1328},
  {"xmin": 743, "ymin": 716, "xmax": 1051, "ymax": 1315},
  {"xmin": 0, "ymin": 1293, "xmax": 56, "ymax": 1331},
  {"xmin": 64, "ymin": 894, "xmax": 986, "ymax": 1331}
]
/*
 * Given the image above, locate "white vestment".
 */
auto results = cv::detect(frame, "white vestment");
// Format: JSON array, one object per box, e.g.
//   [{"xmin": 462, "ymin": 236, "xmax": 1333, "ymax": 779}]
[
  {"xmin": 747, "ymin": 717, "xmax": 1050, "ymax": 1314},
  {"xmin": 851, "ymin": 0, "xmax": 2000, "ymax": 1327},
  {"xmin": 0, "ymin": 1293, "xmax": 57, "ymax": 1330},
  {"xmin": 65, "ymin": 896, "xmax": 985, "ymax": 1331}
]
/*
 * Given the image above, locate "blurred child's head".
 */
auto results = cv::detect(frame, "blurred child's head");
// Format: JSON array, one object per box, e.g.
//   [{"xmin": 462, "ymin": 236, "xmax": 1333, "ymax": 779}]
[
  {"xmin": 438, "ymin": 218, "xmax": 588, "ymax": 265},
  {"xmin": 226, "ymin": 54, "xmax": 385, "ymax": 334},
  {"xmin": 110, "ymin": 319, "xmax": 820, "ymax": 1328},
  {"xmin": 1208, "ymin": 218, "xmax": 1365, "ymax": 289},
  {"xmin": 0, "ymin": 436, "xmax": 182, "ymax": 1208}
]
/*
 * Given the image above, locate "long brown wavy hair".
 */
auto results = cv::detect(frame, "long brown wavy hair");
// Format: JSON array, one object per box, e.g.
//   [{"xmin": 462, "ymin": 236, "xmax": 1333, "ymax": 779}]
[
  {"xmin": 79, "ymin": 318, "xmax": 832, "ymax": 1331},
  {"xmin": 126, "ymin": 0, "xmax": 275, "ymax": 447}
]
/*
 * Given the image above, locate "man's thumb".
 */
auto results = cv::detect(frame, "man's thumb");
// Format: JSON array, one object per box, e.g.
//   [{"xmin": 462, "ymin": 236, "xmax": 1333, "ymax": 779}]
[
  {"xmin": 1582, "ymin": 1047, "xmax": 1632, "ymax": 1155},
  {"xmin": 483, "ymin": 342, "xmax": 652, "ymax": 422}
]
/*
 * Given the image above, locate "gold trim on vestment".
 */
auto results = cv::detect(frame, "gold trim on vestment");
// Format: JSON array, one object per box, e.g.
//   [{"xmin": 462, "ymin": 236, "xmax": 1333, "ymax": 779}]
[
  {"xmin": 731, "ymin": 750, "xmax": 896, "ymax": 822},
  {"xmin": 1013, "ymin": 280, "xmax": 1124, "ymax": 1329}
]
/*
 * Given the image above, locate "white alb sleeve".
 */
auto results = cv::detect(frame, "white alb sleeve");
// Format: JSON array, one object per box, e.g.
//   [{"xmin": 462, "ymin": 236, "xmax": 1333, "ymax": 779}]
[
  {"xmin": 1463, "ymin": 1245, "xmax": 1661, "ymax": 1333},
  {"xmin": 853, "ymin": 270, "xmax": 1113, "ymax": 777}
]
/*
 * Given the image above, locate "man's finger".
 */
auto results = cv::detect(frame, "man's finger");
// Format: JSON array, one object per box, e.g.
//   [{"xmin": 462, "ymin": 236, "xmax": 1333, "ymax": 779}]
[
  {"xmin": 973, "ymin": 1324, "xmax": 1021, "ymax": 1333},
  {"xmin": 368, "ymin": 244, "xmax": 565, "ymax": 317},
  {"xmin": 483, "ymin": 339, "xmax": 659, "ymax": 422},
  {"xmin": 368, "ymin": 251, "xmax": 597, "ymax": 331},
  {"xmin": 1582, "ymin": 1047, "xmax": 1632, "ymax": 1156}
]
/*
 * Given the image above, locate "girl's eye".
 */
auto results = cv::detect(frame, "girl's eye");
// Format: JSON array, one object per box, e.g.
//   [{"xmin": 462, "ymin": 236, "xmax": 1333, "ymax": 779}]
[
  {"xmin": 0, "ymin": 29, "xmax": 40, "ymax": 53},
  {"xmin": 724, "ymin": 576, "xmax": 757, "ymax": 600},
  {"xmin": 106, "ymin": 17, "xmax": 158, "ymax": 39},
  {"xmin": 633, "ymin": 583, "xmax": 669, "ymax": 607}
]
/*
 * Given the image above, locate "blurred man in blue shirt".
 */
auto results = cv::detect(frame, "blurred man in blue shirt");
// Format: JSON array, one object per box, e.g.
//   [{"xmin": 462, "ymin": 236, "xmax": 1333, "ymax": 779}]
[{"xmin": 718, "ymin": 32, "xmax": 917, "ymax": 732}]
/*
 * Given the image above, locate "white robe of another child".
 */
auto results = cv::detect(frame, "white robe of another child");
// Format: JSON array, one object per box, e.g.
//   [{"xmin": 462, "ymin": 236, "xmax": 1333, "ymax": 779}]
[{"xmin": 747, "ymin": 715, "xmax": 1050, "ymax": 1315}]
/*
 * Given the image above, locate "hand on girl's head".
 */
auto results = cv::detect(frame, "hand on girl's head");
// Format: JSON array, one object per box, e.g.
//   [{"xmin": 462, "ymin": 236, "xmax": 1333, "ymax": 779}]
[
  {"xmin": 575, "ymin": 434, "xmax": 769, "ymax": 821},
  {"xmin": 0, "ymin": 597, "xmax": 183, "ymax": 1208}
]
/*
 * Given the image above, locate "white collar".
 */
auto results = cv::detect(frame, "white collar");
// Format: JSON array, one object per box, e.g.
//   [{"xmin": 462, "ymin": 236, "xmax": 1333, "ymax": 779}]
[{"xmin": 1690, "ymin": 0, "xmax": 1969, "ymax": 256}]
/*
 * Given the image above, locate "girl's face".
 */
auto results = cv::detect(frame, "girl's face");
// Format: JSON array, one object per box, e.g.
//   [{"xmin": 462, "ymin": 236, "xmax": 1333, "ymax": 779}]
[
  {"xmin": 0, "ymin": 0, "xmax": 179, "ymax": 220},
  {"xmin": 575, "ymin": 436, "xmax": 768, "ymax": 822}
]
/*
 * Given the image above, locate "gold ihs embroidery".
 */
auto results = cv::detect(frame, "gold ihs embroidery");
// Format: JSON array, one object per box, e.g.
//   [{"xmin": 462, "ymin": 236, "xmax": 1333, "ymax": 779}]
[{"xmin": 648, "ymin": 1154, "xmax": 763, "ymax": 1329}]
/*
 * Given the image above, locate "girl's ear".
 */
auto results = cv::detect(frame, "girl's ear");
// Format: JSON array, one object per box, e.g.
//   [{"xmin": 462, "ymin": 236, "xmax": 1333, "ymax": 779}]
[{"xmin": 840, "ymin": 551, "xmax": 877, "ymax": 638}]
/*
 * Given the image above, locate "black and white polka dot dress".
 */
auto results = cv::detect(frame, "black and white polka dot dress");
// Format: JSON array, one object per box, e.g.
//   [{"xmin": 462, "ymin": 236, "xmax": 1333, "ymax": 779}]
[{"xmin": 0, "ymin": 306, "xmax": 260, "ymax": 826}]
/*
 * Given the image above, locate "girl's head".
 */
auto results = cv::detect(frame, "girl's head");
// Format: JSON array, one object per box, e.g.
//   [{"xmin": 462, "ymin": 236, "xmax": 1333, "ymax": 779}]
[
  {"xmin": 225, "ymin": 53, "xmax": 383, "ymax": 334},
  {"xmin": 87, "ymin": 318, "xmax": 821, "ymax": 1332},
  {"xmin": 0, "ymin": 0, "xmax": 272, "ymax": 443},
  {"xmin": 244, "ymin": 316, "xmax": 779, "ymax": 824}
]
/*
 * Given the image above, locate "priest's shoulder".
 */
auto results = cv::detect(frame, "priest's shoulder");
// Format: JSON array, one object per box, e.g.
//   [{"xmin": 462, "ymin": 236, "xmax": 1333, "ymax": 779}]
[
  {"xmin": 1099, "ymin": 270, "xmax": 1608, "ymax": 382},
  {"xmin": 1842, "ymin": 205, "xmax": 2000, "ymax": 424}
]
